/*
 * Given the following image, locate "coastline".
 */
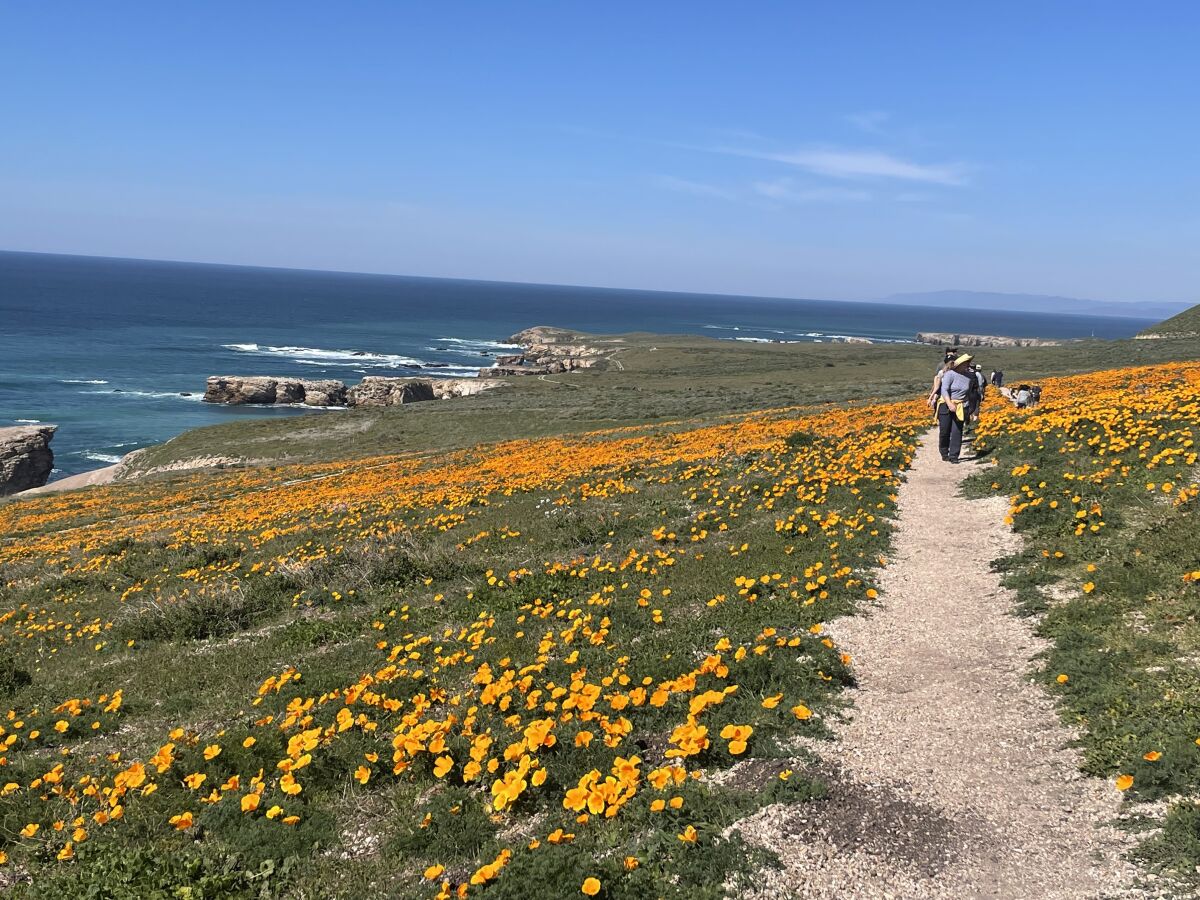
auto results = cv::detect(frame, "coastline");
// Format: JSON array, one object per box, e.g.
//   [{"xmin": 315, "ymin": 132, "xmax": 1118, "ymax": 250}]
[{"xmin": 20, "ymin": 462, "xmax": 124, "ymax": 495}]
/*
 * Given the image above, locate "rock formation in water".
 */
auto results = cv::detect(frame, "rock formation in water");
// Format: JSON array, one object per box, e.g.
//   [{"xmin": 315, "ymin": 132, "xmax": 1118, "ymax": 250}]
[
  {"xmin": 203, "ymin": 377, "xmax": 348, "ymax": 406},
  {"xmin": 915, "ymin": 332, "xmax": 1062, "ymax": 348},
  {"xmin": 0, "ymin": 425, "xmax": 57, "ymax": 495},
  {"xmin": 479, "ymin": 326, "xmax": 618, "ymax": 376}
]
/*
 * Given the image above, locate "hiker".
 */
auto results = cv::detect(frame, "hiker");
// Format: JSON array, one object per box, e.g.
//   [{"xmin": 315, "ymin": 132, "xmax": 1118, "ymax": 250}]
[
  {"xmin": 991, "ymin": 369, "xmax": 1004, "ymax": 387},
  {"xmin": 1014, "ymin": 384, "xmax": 1033, "ymax": 408},
  {"xmin": 1030, "ymin": 384, "xmax": 1042, "ymax": 406},
  {"xmin": 938, "ymin": 353, "xmax": 975, "ymax": 462},
  {"xmin": 927, "ymin": 349, "xmax": 958, "ymax": 411},
  {"xmin": 961, "ymin": 363, "xmax": 984, "ymax": 445}
]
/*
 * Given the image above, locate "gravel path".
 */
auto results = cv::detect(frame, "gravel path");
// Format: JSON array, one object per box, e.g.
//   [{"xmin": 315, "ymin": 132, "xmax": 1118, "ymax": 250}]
[{"xmin": 738, "ymin": 429, "xmax": 1142, "ymax": 899}]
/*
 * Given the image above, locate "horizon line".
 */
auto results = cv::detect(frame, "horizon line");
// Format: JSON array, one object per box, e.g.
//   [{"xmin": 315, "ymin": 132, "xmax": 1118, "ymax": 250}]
[{"xmin": 0, "ymin": 246, "xmax": 1185, "ymax": 314}]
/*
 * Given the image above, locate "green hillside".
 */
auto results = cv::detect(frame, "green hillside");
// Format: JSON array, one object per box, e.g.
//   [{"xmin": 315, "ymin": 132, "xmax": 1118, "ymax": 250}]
[{"xmin": 1138, "ymin": 302, "xmax": 1200, "ymax": 338}]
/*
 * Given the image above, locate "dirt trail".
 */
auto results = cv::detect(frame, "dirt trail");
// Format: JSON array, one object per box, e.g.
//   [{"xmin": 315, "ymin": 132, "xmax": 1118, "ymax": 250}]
[{"xmin": 740, "ymin": 429, "xmax": 1142, "ymax": 899}]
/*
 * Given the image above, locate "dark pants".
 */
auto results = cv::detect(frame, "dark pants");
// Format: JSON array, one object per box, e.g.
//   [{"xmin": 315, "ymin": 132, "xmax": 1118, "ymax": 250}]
[{"xmin": 938, "ymin": 406, "xmax": 964, "ymax": 461}]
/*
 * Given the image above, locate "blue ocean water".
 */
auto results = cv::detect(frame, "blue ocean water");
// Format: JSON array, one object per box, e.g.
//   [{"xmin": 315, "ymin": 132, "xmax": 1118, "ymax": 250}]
[{"xmin": 1, "ymin": 251, "xmax": 1155, "ymax": 480}]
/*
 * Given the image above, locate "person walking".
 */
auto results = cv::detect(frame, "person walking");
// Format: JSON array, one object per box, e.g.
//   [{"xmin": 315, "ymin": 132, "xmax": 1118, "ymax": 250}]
[
  {"xmin": 927, "ymin": 349, "xmax": 959, "ymax": 411},
  {"xmin": 938, "ymin": 353, "xmax": 974, "ymax": 462}
]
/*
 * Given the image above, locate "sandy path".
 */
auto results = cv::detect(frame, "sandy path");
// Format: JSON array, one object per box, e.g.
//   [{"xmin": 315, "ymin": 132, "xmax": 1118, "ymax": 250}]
[{"xmin": 740, "ymin": 429, "xmax": 1141, "ymax": 899}]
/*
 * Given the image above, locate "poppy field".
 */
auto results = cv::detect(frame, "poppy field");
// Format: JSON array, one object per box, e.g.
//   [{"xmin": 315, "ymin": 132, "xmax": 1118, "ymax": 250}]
[
  {"xmin": 971, "ymin": 360, "xmax": 1200, "ymax": 880},
  {"xmin": 0, "ymin": 397, "xmax": 930, "ymax": 897},
  {"xmin": 4, "ymin": 353, "xmax": 1200, "ymax": 896}
]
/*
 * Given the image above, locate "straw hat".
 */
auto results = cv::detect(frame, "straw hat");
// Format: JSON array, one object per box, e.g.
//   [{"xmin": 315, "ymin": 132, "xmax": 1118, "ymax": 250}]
[{"xmin": 953, "ymin": 353, "xmax": 974, "ymax": 367}]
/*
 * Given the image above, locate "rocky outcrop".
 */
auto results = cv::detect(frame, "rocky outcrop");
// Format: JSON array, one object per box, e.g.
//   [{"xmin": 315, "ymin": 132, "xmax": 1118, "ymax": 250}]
[
  {"xmin": 430, "ymin": 378, "xmax": 504, "ymax": 400},
  {"xmin": 481, "ymin": 326, "xmax": 620, "ymax": 376},
  {"xmin": 345, "ymin": 377, "xmax": 505, "ymax": 406},
  {"xmin": 483, "ymin": 365, "xmax": 551, "ymax": 377},
  {"xmin": 204, "ymin": 375, "xmax": 504, "ymax": 408},
  {"xmin": 204, "ymin": 377, "xmax": 348, "ymax": 406},
  {"xmin": 0, "ymin": 425, "xmax": 57, "ymax": 496},
  {"xmin": 346, "ymin": 378, "xmax": 436, "ymax": 407},
  {"xmin": 1135, "ymin": 331, "xmax": 1198, "ymax": 340},
  {"xmin": 915, "ymin": 332, "xmax": 1062, "ymax": 348}
]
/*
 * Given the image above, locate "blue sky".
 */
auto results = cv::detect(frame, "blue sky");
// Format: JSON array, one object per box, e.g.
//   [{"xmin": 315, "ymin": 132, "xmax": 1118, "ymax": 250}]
[{"xmin": 2, "ymin": 2, "xmax": 1197, "ymax": 302}]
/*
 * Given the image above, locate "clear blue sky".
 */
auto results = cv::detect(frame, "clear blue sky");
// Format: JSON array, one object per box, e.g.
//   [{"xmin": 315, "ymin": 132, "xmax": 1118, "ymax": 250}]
[{"xmin": 2, "ymin": 2, "xmax": 1196, "ymax": 302}]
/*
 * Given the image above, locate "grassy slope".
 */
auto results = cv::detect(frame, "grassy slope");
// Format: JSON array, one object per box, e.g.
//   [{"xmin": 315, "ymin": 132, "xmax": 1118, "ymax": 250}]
[
  {"xmin": 2, "ymin": 332, "xmax": 1200, "ymax": 896},
  {"xmin": 123, "ymin": 330, "xmax": 1200, "ymax": 477},
  {"xmin": 966, "ymin": 359, "xmax": 1200, "ymax": 882},
  {"xmin": 1138, "ymin": 302, "xmax": 1200, "ymax": 338}
]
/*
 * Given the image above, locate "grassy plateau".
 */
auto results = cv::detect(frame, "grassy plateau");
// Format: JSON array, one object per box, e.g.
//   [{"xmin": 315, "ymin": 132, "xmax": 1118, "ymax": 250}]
[{"xmin": 1, "ymin": 326, "xmax": 1199, "ymax": 897}]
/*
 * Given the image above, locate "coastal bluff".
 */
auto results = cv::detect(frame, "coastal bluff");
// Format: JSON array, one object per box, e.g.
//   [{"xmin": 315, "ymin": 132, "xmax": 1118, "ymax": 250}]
[
  {"xmin": 916, "ymin": 332, "xmax": 1061, "ymax": 348},
  {"xmin": 483, "ymin": 326, "xmax": 618, "ymax": 375},
  {"xmin": 204, "ymin": 377, "xmax": 347, "ymax": 406},
  {"xmin": 203, "ymin": 376, "xmax": 504, "ymax": 407},
  {"xmin": 0, "ymin": 424, "xmax": 57, "ymax": 495}
]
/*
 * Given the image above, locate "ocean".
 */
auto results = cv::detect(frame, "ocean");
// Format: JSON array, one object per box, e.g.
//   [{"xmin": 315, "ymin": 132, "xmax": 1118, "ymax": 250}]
[{"xmin": 0, "ymin": 251, "xmax": 1155, "ymax": 480}]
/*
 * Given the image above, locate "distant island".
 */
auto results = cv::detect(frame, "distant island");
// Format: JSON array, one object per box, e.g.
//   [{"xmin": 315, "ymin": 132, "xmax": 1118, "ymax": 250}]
[{"xmin": 877, "ymin": 289, "xmax": 1192, "ymax": 321}]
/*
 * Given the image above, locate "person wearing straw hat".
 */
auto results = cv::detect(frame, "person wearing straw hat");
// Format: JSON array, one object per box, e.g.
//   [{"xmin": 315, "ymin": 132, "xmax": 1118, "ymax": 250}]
[{"xmin": 937, "ymin": 353, "xmax": 974, "ymax": 462}]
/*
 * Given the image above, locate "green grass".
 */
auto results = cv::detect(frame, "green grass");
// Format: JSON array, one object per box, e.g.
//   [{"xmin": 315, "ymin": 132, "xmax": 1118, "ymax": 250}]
[
  {"xmin": 1138, "ymin": 302, "xmax": 1200, "ymax": 338},
  {"xmin": 120, "ymin": 329, "xmax": 1200, "ymax": 478},
  {"xmin": 4, "ymin": 330, "xmax": 1200, "ymax": 896},
  {"xmin": 964, "ymin": 365, "xmax": 1200, "ymax": 884}
]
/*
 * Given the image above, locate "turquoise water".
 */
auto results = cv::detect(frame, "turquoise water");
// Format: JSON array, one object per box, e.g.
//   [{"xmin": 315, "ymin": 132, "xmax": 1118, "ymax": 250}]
[{"xmin": 0, "ymin": 251, "xmax": 1154, "ymax": 479}]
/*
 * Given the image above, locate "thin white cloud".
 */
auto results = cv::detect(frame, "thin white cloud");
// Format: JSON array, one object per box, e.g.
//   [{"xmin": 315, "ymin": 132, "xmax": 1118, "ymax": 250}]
[
  {"xmin": 652, "ymin": 175, "xmax": 737, "ymax": 200},
  {"xmin": 752, "ymin": 178, "xmax": 871, "ymax": 203},
  {"xmin": 714, "ymin": 145, "xmax": 969, "ymax": 186},
  {"xmin": 846, "ymin": 110, "xmax": 890, "ymax": 135}
]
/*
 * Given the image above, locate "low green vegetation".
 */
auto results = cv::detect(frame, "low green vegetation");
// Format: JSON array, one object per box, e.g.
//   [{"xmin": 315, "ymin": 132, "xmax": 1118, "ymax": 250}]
[
  {"xmin": 966, "ymin": 358, "xmax": 1200, "ymax": 883},
  {"xmin": 125, "ymin": 329, "xmax": 1200, "ymax": 477},
  {"xmin": 1138, "ymin": 301, "xmax": 1200, "ymax": 338},
  {"xmin": 3, "ymin": 328, "xmax": 1200, "ymax": 896}
]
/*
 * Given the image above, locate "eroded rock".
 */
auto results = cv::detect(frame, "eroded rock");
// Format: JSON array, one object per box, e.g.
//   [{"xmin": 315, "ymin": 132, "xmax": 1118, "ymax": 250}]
[{"xmin": 0, "ymin": 425, "xmax": 57, "ymax": 495}]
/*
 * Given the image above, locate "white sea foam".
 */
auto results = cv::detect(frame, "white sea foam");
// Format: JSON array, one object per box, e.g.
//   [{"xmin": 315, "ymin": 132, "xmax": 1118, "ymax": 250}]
[
  {"xmin": 80, "ymin": 452, "xmax": 123, "ymax": 463},
  {"xmin": 61, "ymin": 379, "xmax": 110, "ymax": 385},
  {"xmin": 14, "ymin": 418, "xmax": 42, "ymax": 424},
  {"xmin": 80, "ymin": 390, "xmax": 205, "ymax": 402},
  {"xmin": 222, "ymin": 343, "xmax": 423, "ymax": 367},
  {"xmin": 436, "ymin": 337, "xmax": 522, "ymax": 350}
]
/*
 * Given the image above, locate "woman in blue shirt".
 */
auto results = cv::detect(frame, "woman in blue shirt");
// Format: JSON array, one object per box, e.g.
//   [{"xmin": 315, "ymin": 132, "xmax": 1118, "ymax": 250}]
[{"xmin": 938, "ymin": 354, "xmax": 974, "ymax": 462}]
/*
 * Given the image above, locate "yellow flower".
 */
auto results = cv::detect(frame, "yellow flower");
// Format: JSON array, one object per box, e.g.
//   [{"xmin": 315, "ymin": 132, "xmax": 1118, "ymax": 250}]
[
  {"xmin": 241, "ymin": 792, "xmax": 261, "ymax": 813},
  {"xmin": 761, "ymin": 693, "xmax": 783, "ymax": 709},
  {"xmin": 433, "ymin": 756, "xmax": 453, "ymax": 778},
  {"xmin": 425, "ymin": 864, "xmax": 445, "ymax": 880},
  {"xmin": 20, "ymin": 823, "xmax": 38, "ymax": 838},
  {"xmin": 582, "ymin": 877, "xmax": 601, "ymax": 896},
  {"xmin": 169, "ymin": 811, "xmax": 194, "ymax": 830},
  {"xmin": 1056, "ymin": 674, "xmax": 1069, "ymax": 684},
  {"xmin": 1143, "ymin": 751, "xmax": 1162, "ymax": 762},
  {"xmin": 57, "ymin": 842, "xmax": 74, "ymax": 861},
  {"xmin": 203, "ymin": 744, "xmax": 221, "ymax": 760},
  {"xmin": 678, "ymin": 824, "xmax": 698, "ymax": 843},
  {"xmin": 791, "ymin": 704, "xmax": 812, "ymax": 720},
  {"xmin": 1115, "ymin": 774, "xmax": 1134, "ymax": 792}
]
